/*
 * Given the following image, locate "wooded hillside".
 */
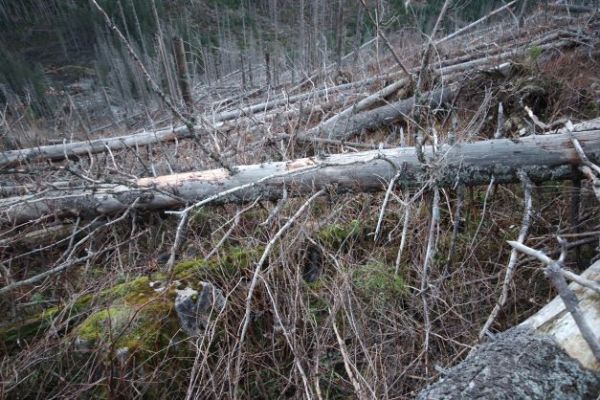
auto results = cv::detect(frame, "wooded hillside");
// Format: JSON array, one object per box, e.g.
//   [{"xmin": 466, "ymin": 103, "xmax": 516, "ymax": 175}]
[{"xmin": 1, "ymin": 1, "xmax": 600, "ymax": 399}]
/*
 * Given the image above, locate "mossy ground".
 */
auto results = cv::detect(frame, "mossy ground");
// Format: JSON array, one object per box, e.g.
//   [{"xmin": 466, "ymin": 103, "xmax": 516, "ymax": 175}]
[
  {"xmin": 353, "ymin": 261, "xmax": 407, "ymax": 307},
  {"xmin": 1, "ymin": 245, "xmax": 261, "ymax": 354},
  {"xmin": 317, "ymin": 219, "xmax": 363, "ymax": 248}
]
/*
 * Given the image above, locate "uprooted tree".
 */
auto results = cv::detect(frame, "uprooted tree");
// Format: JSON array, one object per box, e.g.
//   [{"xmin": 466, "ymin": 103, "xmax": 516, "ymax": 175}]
[{"xmin": 2, "ymin": 2, "xmax": 600, "ymax": 399}]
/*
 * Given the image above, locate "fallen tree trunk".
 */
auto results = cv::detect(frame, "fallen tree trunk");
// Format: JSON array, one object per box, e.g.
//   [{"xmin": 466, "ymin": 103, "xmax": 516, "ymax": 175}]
[
  {"xmin": 547, "ymin": 3, "xmax": 598, "ymax": 14},
  {"xmin": 418, "ymin": 259, "xmax": 600, "ymax": 399},
  {"xmin": 0, "ymin": 124, "xmax": 195, "ymax": 169},
  {"xmin": 305, "ymin": 77, "xmax": 411, "ymax": 137},
  {"xmin": 2, "ymin": 25, "xmax": 588, "ymax": 168},
  {"xmin": 300, "ymin": 86, "xmax": 455, "ymax": 140},
  {"xmin": 2, "ymin": 119, "xmax": 599, "ymax": 225},
  {"xmin": 210, "ymin": 72, "xmax": 400, "ymax": 123}
]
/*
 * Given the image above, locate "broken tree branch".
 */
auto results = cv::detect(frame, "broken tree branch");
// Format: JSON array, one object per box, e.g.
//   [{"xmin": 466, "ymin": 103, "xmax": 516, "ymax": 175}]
[{"xmin": 479, "ymin": 171, "xmax": 533, "ymax": 339}]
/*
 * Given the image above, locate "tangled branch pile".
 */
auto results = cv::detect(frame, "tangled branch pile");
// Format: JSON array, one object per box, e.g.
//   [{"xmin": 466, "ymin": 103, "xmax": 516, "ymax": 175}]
[{"xmin": 1, "ymin": 3, "xmax": 600, "ymax": 399}]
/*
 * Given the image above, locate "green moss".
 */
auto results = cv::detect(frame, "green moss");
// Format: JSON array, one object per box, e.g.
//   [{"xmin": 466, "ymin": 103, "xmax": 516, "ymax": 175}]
[
  {"xmin": 173, "ymin": 258, "xmax": 208, "ymax": 276},
  {"xmin": 1, "ymin": 294, "xmax": 94, "ymax": 346},
  {"xmin": 105, "ymin": 276, "xmax": 152, "ymax": 299},
  {"xmin": 174, "ymin": 245, "xmax": 263, "ymax": 279},
  {"xmin": 76, "ymin": 306, "xmax": 134, "ymax": 343},
  {"xmin": 220, "ymin": 245, "xmax": 260, "ymax": 271},
  {"xmin": 0, "ymin": 307, "xmax": 59, "ymax": 344},
  {"xmin": 75, "ymin": 296, "xmax": 177, "ymax": 354},
  {"xmin": 317, "ymin": 219, "xmax": 362, "ymax": 248},
  {"xmin": 528, "ymin": 46, "xmax": 543, "ymax": 62},
  {"xmin": 353, "ymin": 262, "xmax": 407, "ymax": 307},
  {"xmin": 4, "ymin": 243, "xmax": 262, "ymax": 355}
]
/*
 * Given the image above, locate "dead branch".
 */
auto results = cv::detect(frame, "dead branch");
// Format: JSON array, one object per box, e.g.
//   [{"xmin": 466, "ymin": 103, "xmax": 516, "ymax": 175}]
[{"xmin": 479, "ymin": 171, "xmax": 533, "ymax": 339}]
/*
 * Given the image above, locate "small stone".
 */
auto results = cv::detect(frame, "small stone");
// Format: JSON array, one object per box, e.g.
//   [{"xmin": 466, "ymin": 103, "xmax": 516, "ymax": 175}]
[
  {"xmin": 115, "ymin": 347, "xmax": 129, "ymax": 364},
  {"xmin": 175, "ymin": 283, "xmax": 226, "ymax": 336}
]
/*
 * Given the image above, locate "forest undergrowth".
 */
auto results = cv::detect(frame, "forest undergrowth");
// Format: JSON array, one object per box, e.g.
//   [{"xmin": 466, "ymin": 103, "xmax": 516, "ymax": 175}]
[{"xmin": 1, "ymin": 2, "xmax": 600, "ymax": 399}]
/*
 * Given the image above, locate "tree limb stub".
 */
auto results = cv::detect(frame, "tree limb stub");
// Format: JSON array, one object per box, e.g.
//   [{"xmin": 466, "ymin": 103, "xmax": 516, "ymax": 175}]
[{"xmin": 2, "ymin": 120, "xmax": 600, "ymax": 224}]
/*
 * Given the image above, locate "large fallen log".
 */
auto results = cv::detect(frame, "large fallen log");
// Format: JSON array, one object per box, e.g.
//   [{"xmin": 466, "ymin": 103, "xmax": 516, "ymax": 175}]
[
  {"xmin": 301, "ymin": 86, "xmax": 455, "ymax": 141},
  {"xmin": 2, "ymin": 119, "xmax": 599, "ymax": 225},
  {"xmin": 417, "ymin": 258, "xmax": 600, "ymax": 399},
  {"xmin": 2, "ymin": 23, "xmax": 588, "ymax": 168},
  {"xmin": 305, "ymin": 77, "xmax": 411, "ymax": 138},
  {"xmin": 0, "ymin": 124, "xmax": 195, "ymax": 169},
  {"xmin": 0, "ymin": 73, "xmax": 398, "ymax": 169}
]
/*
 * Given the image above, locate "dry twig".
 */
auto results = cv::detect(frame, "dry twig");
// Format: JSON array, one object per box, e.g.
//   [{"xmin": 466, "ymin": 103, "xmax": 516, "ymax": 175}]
[{"xmin": 479, "ymin": 171, "xmax": 533, "ymax": 339}]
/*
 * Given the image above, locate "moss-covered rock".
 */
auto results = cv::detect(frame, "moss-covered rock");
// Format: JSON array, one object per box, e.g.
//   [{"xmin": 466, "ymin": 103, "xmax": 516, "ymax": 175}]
[
  {"xmin": 70, "ymin": 245, "xmax": 263, "ymax": 358},
  {"xmin": 72, "ymin": 274, "xmax": 180, "ymax": 357},
  {"xmin": 1, "ymin": 245, "xmax": 261, "ymax": 355}
]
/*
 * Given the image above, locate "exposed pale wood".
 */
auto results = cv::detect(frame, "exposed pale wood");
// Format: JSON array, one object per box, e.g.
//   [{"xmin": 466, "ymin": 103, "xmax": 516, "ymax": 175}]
[
  {"xmin": 521, "ymin": 260, "xmax": 600, "ymax": 371},
  {"xmin": 2, "ymin": 119, "xmax": 599, "ymax": 225}
]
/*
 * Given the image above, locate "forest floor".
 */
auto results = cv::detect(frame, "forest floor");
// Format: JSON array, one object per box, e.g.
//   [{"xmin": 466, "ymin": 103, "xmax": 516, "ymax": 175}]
[{"xmin": 1, "ymin": 4, "xmax": 600, "ymax": 399}]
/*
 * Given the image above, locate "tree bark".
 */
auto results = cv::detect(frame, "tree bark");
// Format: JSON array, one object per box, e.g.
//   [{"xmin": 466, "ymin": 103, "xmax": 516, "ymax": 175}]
[
  {"xmin": 300, "ymin": 86, "xmax": 454, "ymax": 141},
  {"xmin": 546, "ymin": 3, "xmax": 597, "ymax": 13},
  {"xmin": 2, "ymin": 120, "xmax": 599, "ymax": 225},
  {"xmin": 0, "ymin": 125, "xmax": 195, "ymax": 169},
  {"xmin": 305, "ymin": 77, "xmax": 410, "ymax": 138},
  {"xmin": 173, "ymin": 36, "xmax": 194, "ymax": 115}
]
